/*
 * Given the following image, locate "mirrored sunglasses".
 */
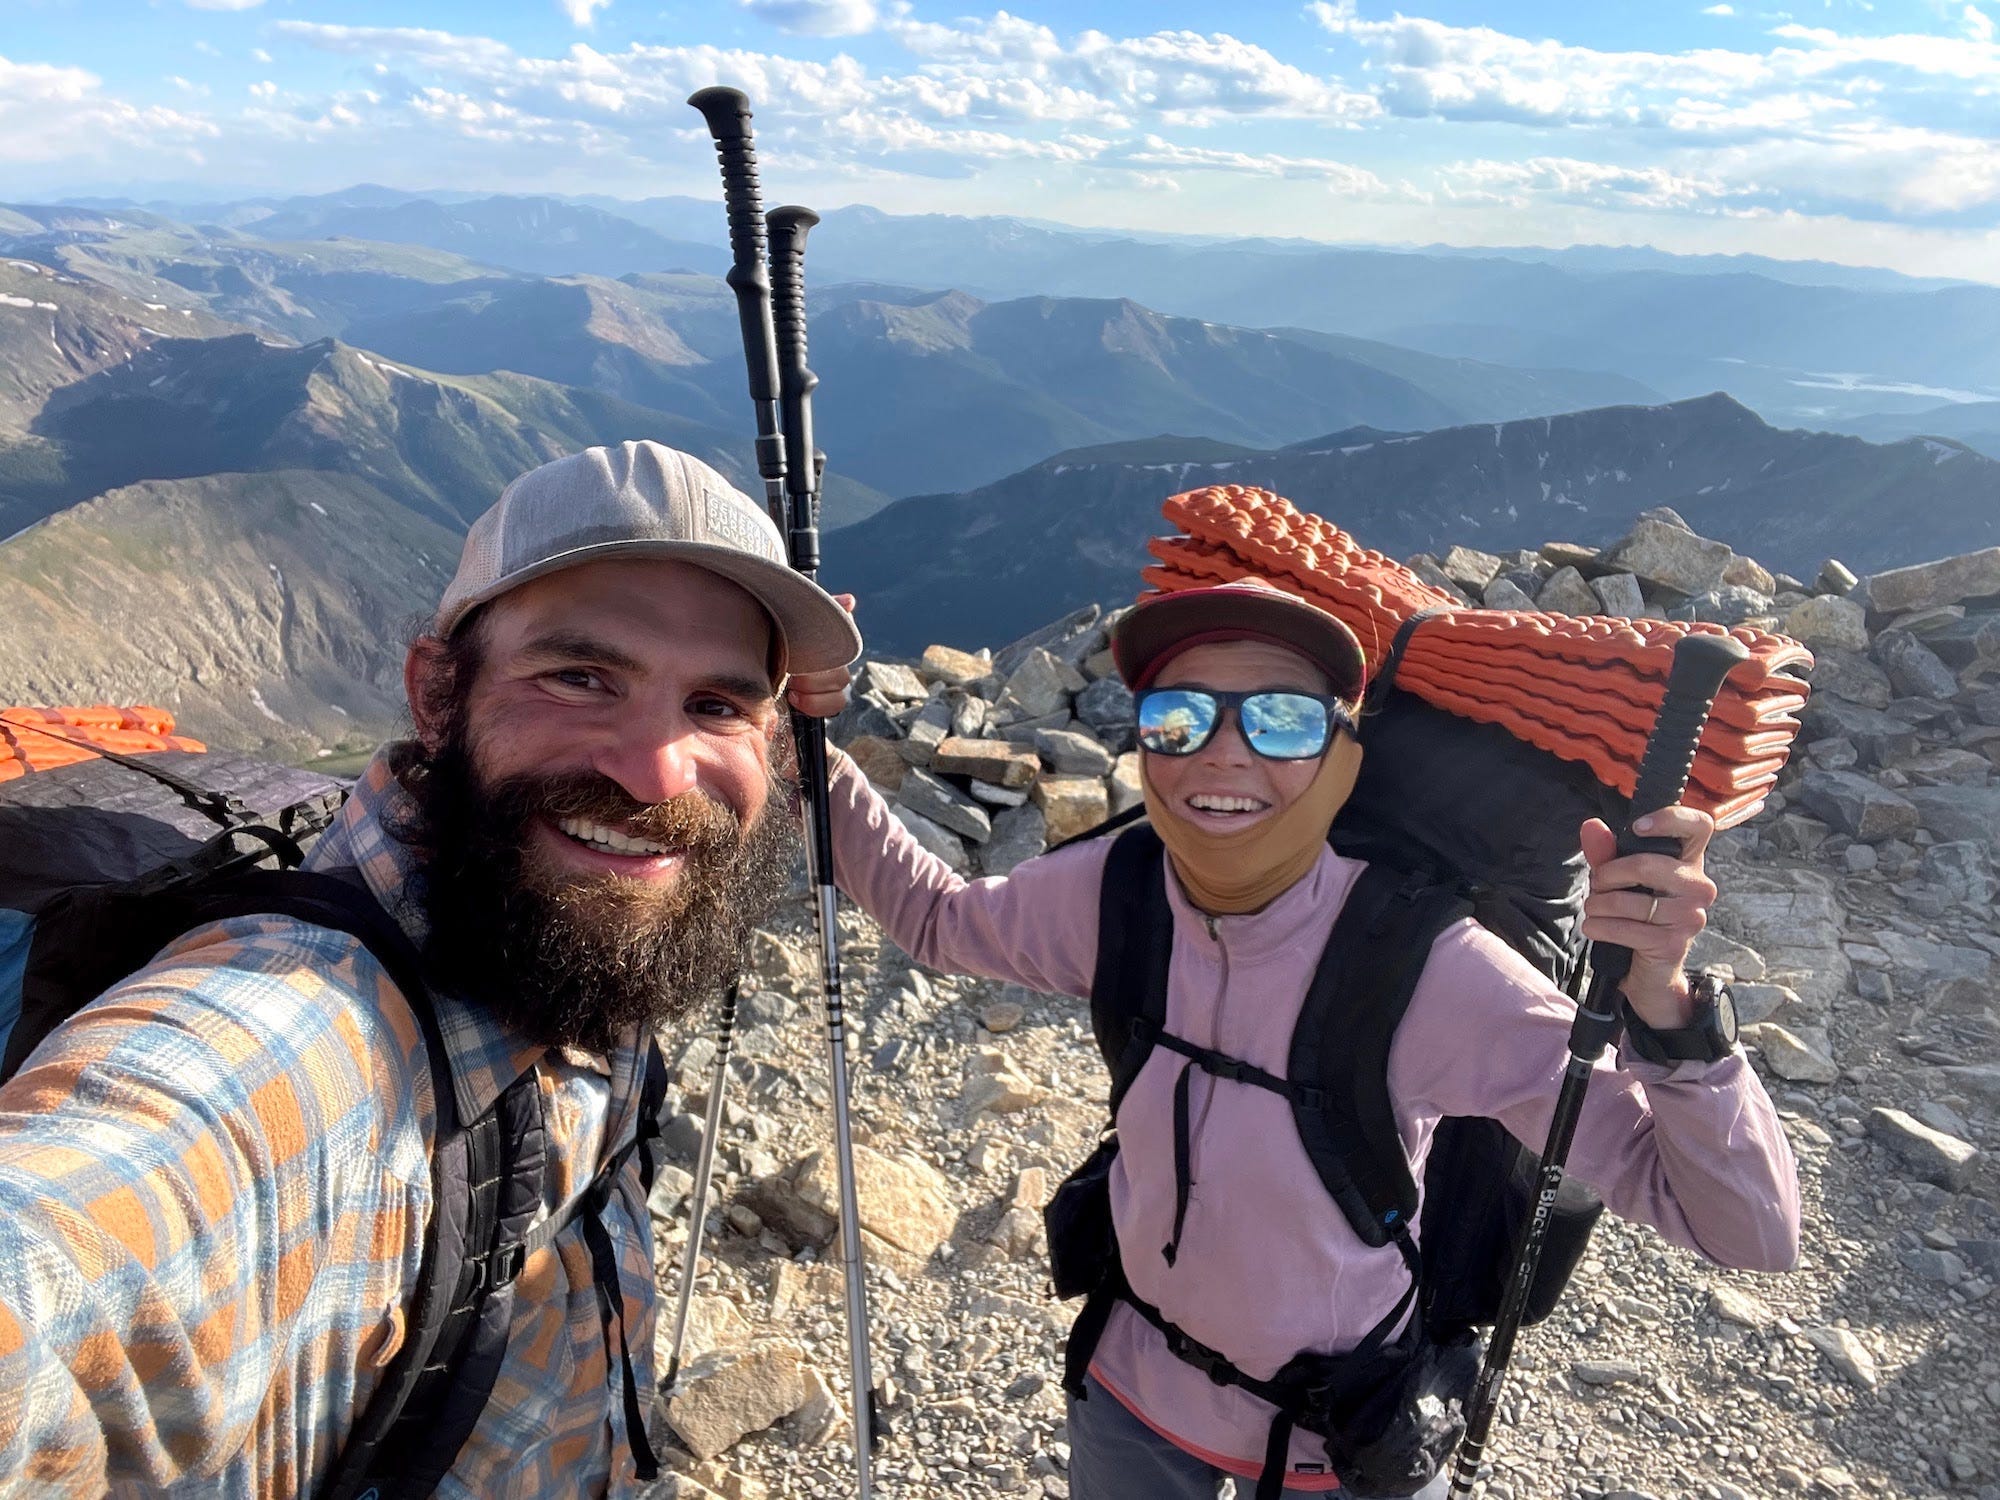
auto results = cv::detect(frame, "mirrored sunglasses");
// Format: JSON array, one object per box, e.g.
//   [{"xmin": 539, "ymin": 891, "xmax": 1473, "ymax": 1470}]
[{"xmin": 1134, "ymin": 687, "xmax": 1358, "ymax": 761}]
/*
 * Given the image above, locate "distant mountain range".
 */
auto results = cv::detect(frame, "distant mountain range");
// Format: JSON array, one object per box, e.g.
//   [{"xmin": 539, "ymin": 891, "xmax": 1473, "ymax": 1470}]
[
  {"xmin": 825, "ymin": 394, "xmax": 2000, "ymax": 658},
  {"xmin": 7, "ymin": 189, "xmax": 2000, "ymax": 756},
  {"xmin": 62, "ymin": 188, "xmax": 2000, "ymax": 430}
]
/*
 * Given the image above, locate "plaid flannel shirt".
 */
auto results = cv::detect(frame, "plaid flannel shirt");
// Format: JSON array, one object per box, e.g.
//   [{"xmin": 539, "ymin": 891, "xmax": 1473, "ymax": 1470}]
[{"xmin": 0, "ymin": 748, "xmax": 661, "ymax": 1498}]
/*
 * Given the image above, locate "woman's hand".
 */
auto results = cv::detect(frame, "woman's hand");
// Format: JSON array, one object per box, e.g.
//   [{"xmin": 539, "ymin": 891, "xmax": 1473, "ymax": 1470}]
[
  {"xmin": 786, "ymin": 593, "xmax": 858, "ymax": 719},
  {"xmin": 1579, "ymin": 804, "xmax": 1719, "ymax": 1029}
]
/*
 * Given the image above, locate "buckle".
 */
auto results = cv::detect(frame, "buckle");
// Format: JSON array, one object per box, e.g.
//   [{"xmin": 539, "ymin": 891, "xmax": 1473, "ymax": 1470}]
[
  {"xmin": 487, "ymin": 1241, "xmax": 527, "ymax": 1290},
  {"xmin": 1204, "ymin": 1056, "xmax": 1248, "ymax": 1084},
  {"xmin": 1167, "ymin": 1330, "xmax": 1232, "ymax": 1386}
]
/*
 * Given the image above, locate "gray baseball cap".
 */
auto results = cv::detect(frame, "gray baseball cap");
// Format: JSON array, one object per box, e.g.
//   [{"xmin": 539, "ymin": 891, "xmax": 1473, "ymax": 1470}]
[{"xmin": 435, "ymin": 441, "xmax": 861, "ymax": 675}]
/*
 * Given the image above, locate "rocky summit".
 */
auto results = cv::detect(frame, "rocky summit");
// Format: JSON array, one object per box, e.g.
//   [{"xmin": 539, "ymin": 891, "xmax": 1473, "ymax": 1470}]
[{"xmin": 635, "ymin": 512, "xmax": 1999, "ymax": 1500}]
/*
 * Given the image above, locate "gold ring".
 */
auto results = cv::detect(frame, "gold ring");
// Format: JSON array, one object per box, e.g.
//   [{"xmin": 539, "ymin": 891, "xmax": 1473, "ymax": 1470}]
[{"xmin": 1646, "ymin": 895, "xmax": 1661, "ymax": 925}]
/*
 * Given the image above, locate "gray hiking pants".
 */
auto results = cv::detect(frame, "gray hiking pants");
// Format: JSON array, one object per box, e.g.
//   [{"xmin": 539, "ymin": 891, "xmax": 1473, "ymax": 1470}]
[{"xmin": 1064, "ymin": 1373, "xmax": 1452, "ymax": 1500}]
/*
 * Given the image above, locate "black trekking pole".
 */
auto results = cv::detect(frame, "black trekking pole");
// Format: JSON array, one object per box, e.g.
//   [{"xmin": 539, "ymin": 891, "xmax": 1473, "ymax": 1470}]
[
  {"xmin": 768, "ymin": 198, "xmax": 885, "ymax": 1491},
  {"xmin": 688, "ymin": 89, "xmax": 879, "ymax": 1498},
  {"xmin": 1446, "ymin": 631, "xmax": 1749, "ymax": 1500},
  {"xmin": 661, "ymin": 979, "xmax": 740, "ymax": 1397}
]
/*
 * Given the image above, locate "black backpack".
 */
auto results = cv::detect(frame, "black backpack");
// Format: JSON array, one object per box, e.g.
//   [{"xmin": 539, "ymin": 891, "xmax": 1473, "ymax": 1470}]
[
  {"xmin": 1044, "ymin": 643, "xmax": 1620, "ymax": 1500},
  {"xmin": 0, "ymin": 739, "xmax": 667, "ymax": 1499}
]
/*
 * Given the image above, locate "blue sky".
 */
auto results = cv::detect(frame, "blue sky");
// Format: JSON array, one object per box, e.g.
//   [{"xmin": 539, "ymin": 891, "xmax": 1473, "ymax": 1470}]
[{"xmin": 4, "ymin": 0, "xmax": 1997, "ymax": 278}]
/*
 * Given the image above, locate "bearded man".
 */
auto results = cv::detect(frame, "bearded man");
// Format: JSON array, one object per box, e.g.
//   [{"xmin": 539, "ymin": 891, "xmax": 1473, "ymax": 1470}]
[{"xmin": 0, "ymin": 442, "xmax": 859, "ymax": 1498}]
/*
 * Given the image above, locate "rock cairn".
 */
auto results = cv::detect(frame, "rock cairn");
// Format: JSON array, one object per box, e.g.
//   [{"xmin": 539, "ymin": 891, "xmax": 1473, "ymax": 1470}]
[{"xmin": 642, "ymin": 512, "xmax": 2000, "ymax": 1500}]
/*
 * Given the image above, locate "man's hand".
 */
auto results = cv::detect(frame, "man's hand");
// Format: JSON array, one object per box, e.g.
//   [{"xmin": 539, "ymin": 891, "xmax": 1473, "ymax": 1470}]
[
  {"xmin": 1579, "ymin": 804, "xmax": 1718, "ymax": 1030},
  {"xmin": 786, "ymin": 592, "xmax": 858, "ymax": 719}
]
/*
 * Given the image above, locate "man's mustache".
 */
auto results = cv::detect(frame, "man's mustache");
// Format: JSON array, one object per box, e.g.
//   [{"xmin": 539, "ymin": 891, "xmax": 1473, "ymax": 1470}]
[{"xmin": 492, "ymin": 769, "xmax": 744, "ymax": 858}]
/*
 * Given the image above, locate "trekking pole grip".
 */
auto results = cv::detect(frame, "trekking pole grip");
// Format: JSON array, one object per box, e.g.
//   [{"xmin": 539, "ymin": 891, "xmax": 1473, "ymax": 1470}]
[
  {"xmin": 688, "ymin": 87, "xmax": 785, "ymax": 490},
  {"xmin": 768, "ymin": 204, "xmax": 823, "ymax": 573}
]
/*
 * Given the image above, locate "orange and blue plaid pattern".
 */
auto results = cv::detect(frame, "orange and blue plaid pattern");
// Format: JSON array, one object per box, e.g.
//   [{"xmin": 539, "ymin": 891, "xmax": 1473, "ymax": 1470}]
[{"xmin": 0, "ymin": 748, "xmax": 662, "ymax": 1497}]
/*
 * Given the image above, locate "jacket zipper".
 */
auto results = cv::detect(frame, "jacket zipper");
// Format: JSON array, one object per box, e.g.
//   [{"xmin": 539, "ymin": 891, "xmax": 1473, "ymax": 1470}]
[{"xmin": 1179, "ymin": 909, "xmax": 1227, "ymax": 1243}]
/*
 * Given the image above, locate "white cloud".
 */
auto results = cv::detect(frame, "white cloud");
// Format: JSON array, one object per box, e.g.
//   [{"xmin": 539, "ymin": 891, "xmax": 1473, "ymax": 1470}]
[
  {"xmin": 1110, "ymin": 134, "xmax": 1398, "ymax": 193},
  {"xmin": 558, "ymin": 0, "xmax": 613, "ymax": 26},
  {"xmin": 1702, "ymin": 4, "xmax": 1735, "ymax": 14},
  {"xmin": 251, "ymin": 48, "xmax": 274, "ymax": 64},
  {"xmin": 1970, "ymin": 5, "xmax": 1997, "ymax": 45},
  {"xmin": 248, "ymin": 80, "xmax": 277, "ymax": 99},
  {"xmin": 0, "ymin": 54, "xmax": 217, "ymax": 165},
  {"xmin": 1440, "ymin": 155, "xmax": 1751, "ymax": 213},
  {"xmin": 740, "ymin": 0, "xmax": 879, "ymax": 37},
  {"xmin": 271, "ymin": 22, "xmax": 518, "ymax": 70},
  {"xmin": 890, "ymin": 14, "xmax": 1376, "ymax": 124},
  {"xmin": 183, "ymin": 0, "xmax": 264, "ymax": 9}
]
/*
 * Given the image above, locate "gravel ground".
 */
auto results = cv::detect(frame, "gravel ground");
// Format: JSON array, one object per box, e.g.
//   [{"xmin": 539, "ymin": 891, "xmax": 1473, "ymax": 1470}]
[{"xmin": 641, "ymin": 829, "xmax": 1998, "ymax": 1500}]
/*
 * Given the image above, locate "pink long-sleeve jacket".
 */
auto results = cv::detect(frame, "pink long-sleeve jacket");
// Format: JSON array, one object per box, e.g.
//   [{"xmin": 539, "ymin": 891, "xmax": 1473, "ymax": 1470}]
[{"xmin": 827, "ymin": 755, "xmax": 1800, "ymax": 1488}]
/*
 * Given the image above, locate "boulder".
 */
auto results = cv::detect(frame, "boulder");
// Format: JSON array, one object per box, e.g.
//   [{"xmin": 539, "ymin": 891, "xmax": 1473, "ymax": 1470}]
[
  {"xmin": 1865, "ymin": 1107, "xmax": 1979, "ymax": 1191},
  {"xmin": 1870, "ymin": 930, "xmax": 1991, "ymax": 991},
  {"xmin": 1075, "ymin": 675, "xmax": 1136, "ymax": 738},
  {"xmin": 1536, "ymin": 565, "xmax": 1600, "ymax": 616},
  {"xmin": 1589, "ymin": 571, "xmax": 1647, "ymax": 617},
  {"xmin": 1034, "ymin": 726, "xmax": 1115, "ymax": 777},
  {"xmin": 1722, "ymin": 554, "xmax": 1776, "ymax": 593},
  {"xmin": 995, "ymin": 648, "xmax": 1074, "ymax": 720},
  {"xmin": 1781, "ymin": 595, "xmax": 1869, "ymax": 653},
  {"xmin": 931, "ymin": 736, "xmax": 1039, "ymax": 789},
  {"xmin": 861, "ymin": 661, "xmax": 928, "ymax": 704},
  {"xmin": 1713, "ymin": 869, "xmax": 1848, "ymax": 1011},
  {"xmin": 1814, "ymin": 558, "xmax": 1859, "ymax": 596},
  {"xmin": 1108, "ymin": 752, "xmax": 1144, "ymax": 817},
  {"xmin": 830, "ymin": 691, "xmax": 903, "ymax": 745},
  {"xmin": 1917, "ymin": 611, "xmax": 2000, "ymax": 670},
  {"xmin": 1801, "ymin": 1325, "xmax": 1879, "ymax": 1390},
  {"xmin": 1859, "ymin": 547, "xmax": 2000, "ymax": 614},
  {"xmin": 890, "ymin": 806, "xmax": 969, "ymax": 872},
  {"xmin": 1919, "ymin": 840, "xmax": 1995, "ymax": 906},
  {"xmin": 1806, "ymin": 650, "xmax": 1894, "ymax": 710},
  {"xmin": 664, "ymin": 1342, "xmax": 811, "ymax": 1460},
  {"xmin": 894, "ymin": 693, "xmax": 953, "ymax": 767},
  {"xmin": 898, "ymin": 767, "xmax": 993, "ymax": 843},
  {"xmin": 1481, "ymin": 576, "xmax": 1536, "ymax": 611},
  {"xmin": 1793, "ymin": 769, "xmax": 1919, "ymax": 844},
  {"xmin": 844, "ymin": 736, "xmax": 907, "ymax": 793},
  {"xmin": 1604, "ymin": 518, "xmax": 1733, "ymax": 595},
  {"xmin": 993, "ymin": 605, "xmax": 1102, "ymax": 679},
  {"xmin": 1798, "ymin": 698, "xmax": 1915, "ymax": 766},
  {"xmin": 1741, "ymin": 1022, "xmax": 1838, "ymax": 1083},
  {"xmin": 1905, "ymin": 784, "xmax": 2000, "ymax": 856},
  {"xmin": 1032, "ymin": 775, "xmax": 1110, "ymax": 844},
  {"xmin": 1439, "ymin": 544, "xmax": 1505, "ymax": 591},
  {"xmin": 1873, "ymin": 631, "xmax": 1960, "ymax": 701},
  {"xmin": 920, "ymin": 642, "xmax": 991, "ymax": 687},
  {"xmin": 748, "ymin": 1143, "xmax": 955, "ymax": 1268},
  {"xmin": 1685, "ymin": 584, "xmax": 1773, "ymax": 626},
  {"xmin": 979, "ymin": 802, "xmax": 1048, "ymax": 876}
]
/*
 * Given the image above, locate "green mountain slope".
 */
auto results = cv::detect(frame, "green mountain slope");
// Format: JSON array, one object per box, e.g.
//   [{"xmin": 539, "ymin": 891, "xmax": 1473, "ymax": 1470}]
[
  {"xmin": 0, "ymin": 469, "xmax": 455, "ymax": 759},
  {"xmin": 0, "ymin": 335, "xmax": 887, "ymax": 752}
]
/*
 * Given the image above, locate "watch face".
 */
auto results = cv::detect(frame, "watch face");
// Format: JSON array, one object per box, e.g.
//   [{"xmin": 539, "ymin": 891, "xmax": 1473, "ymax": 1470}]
[{"xmin": 1712, "ymin": 984, "xmax": 1739, "ymax": 1047}]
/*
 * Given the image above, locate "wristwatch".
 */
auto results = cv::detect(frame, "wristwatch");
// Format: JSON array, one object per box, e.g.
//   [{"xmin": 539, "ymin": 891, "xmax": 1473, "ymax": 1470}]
[{"xmin": 1622, "ymin": 969, "xmax": 1740, "ymax": 1065}]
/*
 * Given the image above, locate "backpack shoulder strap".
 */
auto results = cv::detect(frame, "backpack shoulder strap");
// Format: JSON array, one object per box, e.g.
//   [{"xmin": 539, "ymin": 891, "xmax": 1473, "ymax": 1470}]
[
  {"xmin": 1287, "ymin": 863, "xmax": 1472, "ymax": 1249},
  {"xmin": 1089, "ymin": 824, "xmax": 1173, "ymax": 1116},
  {"xmin": 172, "ymin": 867, "xmax": 535, "ymax": 1500}
]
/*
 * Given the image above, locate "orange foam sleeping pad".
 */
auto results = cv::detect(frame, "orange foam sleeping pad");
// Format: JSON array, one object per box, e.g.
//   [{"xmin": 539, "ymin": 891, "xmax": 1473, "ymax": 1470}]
[
  {"xmin": 0, "ymin": 706, "xmax": 205, "ymax": 784},
  {"xmin": 1143, "ymin": 486, "xmax": 1814, "ymax": 829}
]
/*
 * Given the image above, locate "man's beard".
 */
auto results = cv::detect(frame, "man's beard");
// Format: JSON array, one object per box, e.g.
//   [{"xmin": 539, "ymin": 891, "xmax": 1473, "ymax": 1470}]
[{"xmin": 395, "ymin": 731, "xmax": 801, "ymax": 1053}]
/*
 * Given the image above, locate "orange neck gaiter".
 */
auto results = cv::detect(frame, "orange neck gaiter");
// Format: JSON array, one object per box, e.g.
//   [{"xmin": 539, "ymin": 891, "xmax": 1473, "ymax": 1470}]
[{"xmin": 1139, "ymin": 737, "xmax": 1364, "ymax": 915}]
